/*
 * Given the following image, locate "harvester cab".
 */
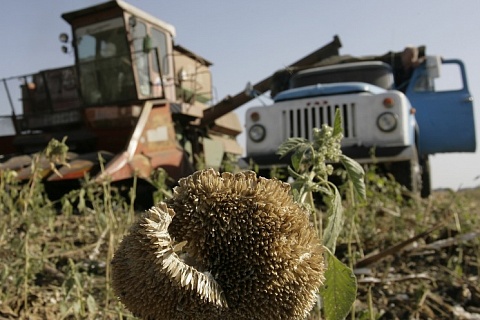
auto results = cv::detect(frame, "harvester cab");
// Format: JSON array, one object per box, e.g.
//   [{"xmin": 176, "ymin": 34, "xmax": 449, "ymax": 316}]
[{"xmin": 0, "ymin": 0, "xmax": 243, "ymax": 191}]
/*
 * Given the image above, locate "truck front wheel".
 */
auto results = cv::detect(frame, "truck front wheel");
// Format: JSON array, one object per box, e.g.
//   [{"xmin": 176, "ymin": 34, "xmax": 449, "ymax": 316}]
[
  {"xmin": 419, "ymin": 155, "xmax": 431, "ymax": 198},
  {"xmin": 390, "ymin": 149, "xmax": 422, "ymax": 196}
]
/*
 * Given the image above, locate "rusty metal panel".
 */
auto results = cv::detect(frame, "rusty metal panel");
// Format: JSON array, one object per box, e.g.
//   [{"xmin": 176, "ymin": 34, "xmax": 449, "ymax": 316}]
[
  {"xmin": 148, "ymin": 147, "xmax": 191, "ymax": 181},
  {"xmin": 16, "ymin": 156, "xmax": 52, "ymax": 180},
  {"xmin": 129, "ymin": 154, "xmax": 152, "ymax": 179},
  {"xmin": 93, "ymin": 101, "xmax": 190, "ymax": 182},
  {"xmin": 85, "ymin": 105, "xmax": 142, "ymax": 127},
  {"xmin": 94, "ymin": 151, "xmax": 131, "ymax": 182},
  {"xmin": 203, "ymin": 138, "xmax": 224, "ymax": 169},
  {"xmin": 211, "ymin": 112, "xmax": 242, "ymax": 136},
  {"xmin": 209, "ymin": 135, "xmax": 243, "ymax": 155},
  {"xmin": 46, "ymin": 159, "xmax": 91, "ymax": 181},
  {"xmin": 134, "ymin": 103, "xmax": 177, "ymax": 155},
  {"xmin": 0, "ymin": 155, "xmax": 32, "ymax": 171}
]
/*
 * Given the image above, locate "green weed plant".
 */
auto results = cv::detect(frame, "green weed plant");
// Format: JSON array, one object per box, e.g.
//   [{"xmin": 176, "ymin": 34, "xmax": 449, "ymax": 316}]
[
  {"xmin": 277, "ymin": 109, "xmax": 365, "ymax": 320},
  {"xmin": 0, "ymin": 138, "xmax": 163, "ymax": 319}
]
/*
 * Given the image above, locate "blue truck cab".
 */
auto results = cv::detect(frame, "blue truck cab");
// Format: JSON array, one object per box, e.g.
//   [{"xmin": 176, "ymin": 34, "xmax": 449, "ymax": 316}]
[{"xmin": 245, "ymin": 50, "xmax": 476, "ymax": 197}]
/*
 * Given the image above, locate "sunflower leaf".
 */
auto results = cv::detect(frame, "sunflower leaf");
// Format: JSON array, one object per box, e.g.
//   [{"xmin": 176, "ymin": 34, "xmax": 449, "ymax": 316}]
[
  {"xmin": 340, "ymin": 154, "xmax": 366, "ymax": 202},
  {"xmin": 320, "ymin": 248, "xmax": 357, "ymax": 320},
  {"xmin": 322, "ymin": 187, "xmax": 343, "ymax": 252}
]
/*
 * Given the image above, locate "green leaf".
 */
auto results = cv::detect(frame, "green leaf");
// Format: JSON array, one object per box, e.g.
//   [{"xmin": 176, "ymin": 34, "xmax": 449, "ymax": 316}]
[
  {"xmin": 64, "ymin": 277, "xmax": 75, "ymax": 295},
  {"xmin": 287, "ymin": 166, "xmax": 304, "ymax": 180},
  {"xmin": 291, "ymin": 188, "xmax": 301, "ymax": 202},
  {"xmin": 322, "ymin": 187, "xmax": 343, "ymax": 252},
  {"xmin": 276, "ymin": 137, "xmax": 308, "ymax": 157},
  {"xmin": 320, "ymin": 249, "xmax": 357, "ymax": 320},
  {"xmin": 72, "ymin": 301, "xmax": 81, "ymax": 314},
  {"xmin": 311, "ymin": 184, "xmax": 332, "ymax": 197},
  {"xmin": 333, "ymin": 108, "xmax": 343, "ymax": 137},
  {"xmin": 86, "ymin": 294, "xmax": 97, "ymax": 314},
  {"xmin": 291, "ymin": 146, "xmax": 305, "ymax": 172},
  {"xmin": 340, "ymin": 155, "xmax": 366, "ymax": 202},
  {"xmin": 77, "ymin": 188, "xmax": 86, "ymax": 212},
  {"xmin": 293, "ymin": 144, "xmax": 314, "ymax": 173}
]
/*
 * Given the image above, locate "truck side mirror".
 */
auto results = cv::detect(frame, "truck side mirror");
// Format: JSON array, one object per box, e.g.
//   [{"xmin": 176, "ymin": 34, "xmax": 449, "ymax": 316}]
[{"xmin": 425, "ymin": 55, "xmax": 441, "ymax": 78}]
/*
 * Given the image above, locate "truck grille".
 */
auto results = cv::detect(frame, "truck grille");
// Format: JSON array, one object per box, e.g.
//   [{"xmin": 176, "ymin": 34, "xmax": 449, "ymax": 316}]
[{"xmin": 282, "ymin": 103, "xmax": 356, "ymax": 140}]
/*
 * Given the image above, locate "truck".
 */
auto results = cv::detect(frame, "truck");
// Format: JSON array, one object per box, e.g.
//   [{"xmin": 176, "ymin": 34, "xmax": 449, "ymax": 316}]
[{"xmin": 245, "ymin": 36, "xmax": 476, "ymax": 197}]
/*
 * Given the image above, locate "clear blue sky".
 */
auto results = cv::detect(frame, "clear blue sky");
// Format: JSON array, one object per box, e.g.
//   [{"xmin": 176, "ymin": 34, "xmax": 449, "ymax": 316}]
[{"xmin": 1, "ymin": 0, "xmax": 479, "ymax": 190}]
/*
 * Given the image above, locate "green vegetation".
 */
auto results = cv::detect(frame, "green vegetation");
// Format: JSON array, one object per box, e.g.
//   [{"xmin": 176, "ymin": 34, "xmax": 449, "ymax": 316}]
[
  {"xmin": 1, "ymin": 133, "xmax": 479, "ymax": 319},
  {"xmin": 0, "ymin": 139, "xmax": 142, "ymax": 319},
  {"xmin": 277, "ymin": 109, "xmax": 364, "ymax": 320}
]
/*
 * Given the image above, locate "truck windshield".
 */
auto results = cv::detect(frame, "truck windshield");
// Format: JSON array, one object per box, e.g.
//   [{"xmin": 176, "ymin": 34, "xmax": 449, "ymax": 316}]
[
  {"xmin": 76, "ymin": 17, "xmax": 135, "ymax": 105},
  {"xmin": 291, "ymin": 63, "xmax": 394, "ymax": 90}
]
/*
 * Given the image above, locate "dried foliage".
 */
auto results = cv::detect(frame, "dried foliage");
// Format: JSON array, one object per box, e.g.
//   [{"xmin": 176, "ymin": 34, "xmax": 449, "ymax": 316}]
[
  {"xmin": 339, "ymin": 179, "xmax": 480, "ymax": 319},
  {"xmin": 0, "ymin": 139, "xmax": 478, "ymax": 319},
  {"xmin": 112, "ymin": 169, "xmax": 325, "ymax": 319},
  {"xmin": 111, "ymin": 203, "xmax": 229, "ymax": 319}
]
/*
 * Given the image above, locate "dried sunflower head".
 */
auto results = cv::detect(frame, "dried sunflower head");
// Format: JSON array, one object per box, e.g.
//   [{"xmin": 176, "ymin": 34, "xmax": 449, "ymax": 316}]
[{"xmin": 112, "ymin": 169, "xmax": 325, "ymax": 320}]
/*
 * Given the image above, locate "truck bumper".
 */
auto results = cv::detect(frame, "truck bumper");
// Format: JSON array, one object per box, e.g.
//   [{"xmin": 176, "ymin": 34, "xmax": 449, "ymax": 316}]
[{"xmin": 246, "ymin": 145, "xmax": 416, "ymax": 169}]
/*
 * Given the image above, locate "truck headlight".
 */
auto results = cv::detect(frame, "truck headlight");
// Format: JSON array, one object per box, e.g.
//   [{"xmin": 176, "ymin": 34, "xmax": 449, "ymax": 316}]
[
  {"xmin": 376, "ymin": 112, "xmax": 398, "ymax": 132},
  {"xmin": 249, "ymin": 124, "xmax": 266, "ymax": 142}
]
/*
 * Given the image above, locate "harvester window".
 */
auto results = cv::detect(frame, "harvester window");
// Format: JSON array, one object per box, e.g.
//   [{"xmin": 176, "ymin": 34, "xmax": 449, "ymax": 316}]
[
  {"xmin": 77, "ymin": 35, "xmax": 96, "ymax": 61},
  {"xmin": 151, "ymin": 28, "xmax": 169, "ymax": 75},
  {"xmin": 75, "ymin": 17, "xmax": 134, "ymax": 105},
  {"xmin": 132, "ymin": 21, "xmax": 151, "ymax": 96}
]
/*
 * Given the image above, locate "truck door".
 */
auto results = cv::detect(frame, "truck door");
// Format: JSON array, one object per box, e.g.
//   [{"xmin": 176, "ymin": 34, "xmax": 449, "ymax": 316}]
[{"xmin": 407, "ymin": 59, "xmax": 476, "ymax": 155}]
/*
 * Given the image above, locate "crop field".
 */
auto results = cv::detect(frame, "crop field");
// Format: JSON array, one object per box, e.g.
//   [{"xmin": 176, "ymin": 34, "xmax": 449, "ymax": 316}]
[{"xmin": 0, "ymin": 152, "xmax": 479, "ymax": 319}]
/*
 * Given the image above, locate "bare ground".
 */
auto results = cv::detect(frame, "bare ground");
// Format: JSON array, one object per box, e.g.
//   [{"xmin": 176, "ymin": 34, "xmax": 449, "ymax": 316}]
[{"xmin": 346, "ymin": 188, "xmax": 480, "ymax": 319}]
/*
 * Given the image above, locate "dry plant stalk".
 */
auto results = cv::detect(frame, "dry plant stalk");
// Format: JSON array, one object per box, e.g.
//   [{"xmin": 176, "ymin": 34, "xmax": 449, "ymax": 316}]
[{"xmin": 112, "ymin": 169, "xmax": 325, "ymax": 319}]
